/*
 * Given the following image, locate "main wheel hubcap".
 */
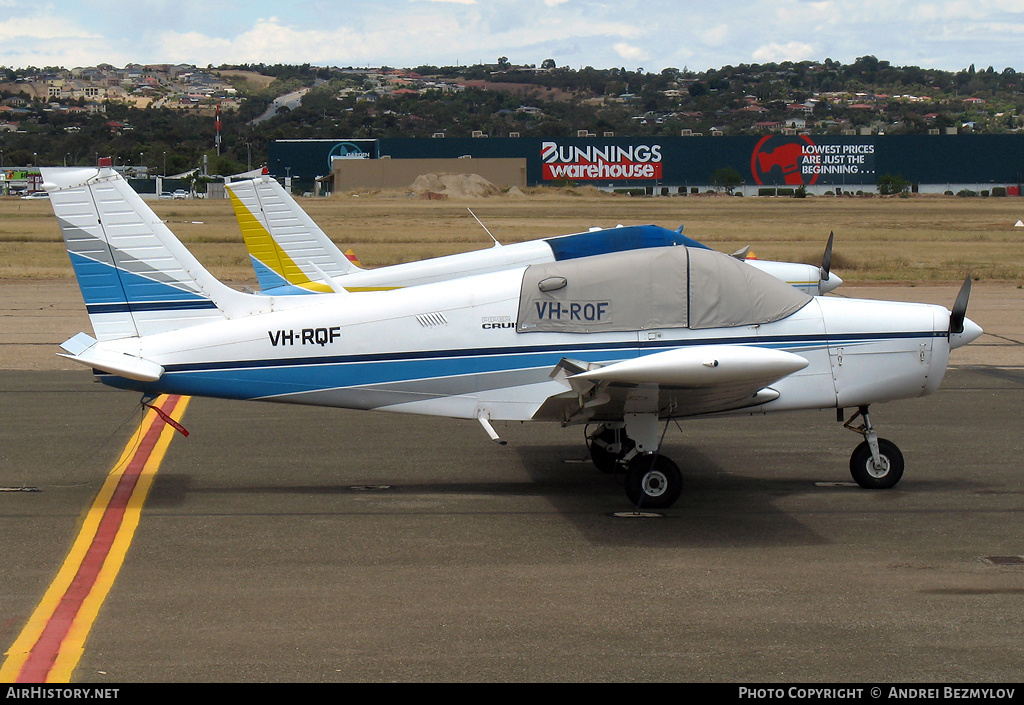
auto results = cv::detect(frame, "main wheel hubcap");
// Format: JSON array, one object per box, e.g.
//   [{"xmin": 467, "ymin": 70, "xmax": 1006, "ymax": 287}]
[{"xmin": 642, "ymin": 470, "xmax": 669, "ymax": 498}]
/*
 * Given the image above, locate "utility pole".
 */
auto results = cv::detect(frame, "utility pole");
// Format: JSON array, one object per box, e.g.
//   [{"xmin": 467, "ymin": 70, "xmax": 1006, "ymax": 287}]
[{"xmin": 215, "ymin": 104, "xmax": 222, "ymax": 156}]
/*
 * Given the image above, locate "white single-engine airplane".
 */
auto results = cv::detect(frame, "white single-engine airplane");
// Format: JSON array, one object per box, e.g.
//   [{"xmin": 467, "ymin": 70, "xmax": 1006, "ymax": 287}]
[
  {"xmin": 224, "ymin": 174, "xmax": 842, "ymax": 296},
  {"xmin": 46, "ymin": 164, "xmax": 982, "ymax": 509}
]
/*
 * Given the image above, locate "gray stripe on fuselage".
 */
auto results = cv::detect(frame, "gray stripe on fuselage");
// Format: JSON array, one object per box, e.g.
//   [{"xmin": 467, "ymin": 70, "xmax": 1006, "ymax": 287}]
[{"xmin": 251, "ymin": 366, "xmax": 553, "ymax": 408}]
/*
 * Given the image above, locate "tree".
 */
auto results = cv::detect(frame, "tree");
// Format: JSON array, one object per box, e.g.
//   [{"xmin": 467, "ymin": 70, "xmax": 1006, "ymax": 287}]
[
  {"xmin": 541, "ymin": 59, "xmax": 556, "ymax": 70},
  {"xmin": 688, "ymin": 82, "xmax": 709, "ymax": 97},
  {"xmin": 711, "ymin": 167, "xmax": 743, "ymax": 193},
  {"xmin": 877, "ymin": 173, "xmax": 910, "ymax": 195}
]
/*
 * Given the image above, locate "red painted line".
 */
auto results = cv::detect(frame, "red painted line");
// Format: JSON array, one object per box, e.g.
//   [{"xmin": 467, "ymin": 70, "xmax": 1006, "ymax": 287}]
[{"xmin": 14, "ymin": 395, "xmax": 182, "ymax": 683}]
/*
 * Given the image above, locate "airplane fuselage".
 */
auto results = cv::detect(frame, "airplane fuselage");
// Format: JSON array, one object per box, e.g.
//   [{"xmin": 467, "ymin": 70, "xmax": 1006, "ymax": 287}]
[{"xmin": 94, "ymin": 267, "xmax": 956, "ymax": 423}]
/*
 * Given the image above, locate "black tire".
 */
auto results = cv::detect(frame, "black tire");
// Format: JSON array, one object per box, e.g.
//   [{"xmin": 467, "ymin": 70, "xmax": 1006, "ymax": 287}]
[
  {"xmin": 625, "ymin": 455, "xmax": 683, "ymax": 509},
  {"xmin": 588, "ymin": 427, "xmax": 635, "ymax": 474},
  {"xmin": 849, "ymin": 438, "xmax": 904, "ymax": 489}
]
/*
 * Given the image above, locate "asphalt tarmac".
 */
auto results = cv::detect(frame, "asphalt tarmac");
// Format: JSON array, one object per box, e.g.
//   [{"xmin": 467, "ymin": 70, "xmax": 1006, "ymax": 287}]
[{"xmin": 1, "ymin": 367, "xmax": 1022, "ymax": 683}]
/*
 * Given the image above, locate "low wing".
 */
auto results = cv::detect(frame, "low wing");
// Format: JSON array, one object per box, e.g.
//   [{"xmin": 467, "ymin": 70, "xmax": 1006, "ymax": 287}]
[{"xmin": 532, "ymin": 345, "xmax": 809, "ymax": 424}]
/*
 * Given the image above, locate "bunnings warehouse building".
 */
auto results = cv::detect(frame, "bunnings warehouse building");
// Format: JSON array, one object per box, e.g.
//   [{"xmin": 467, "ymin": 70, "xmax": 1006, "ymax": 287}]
[{"xmin": 268, "ymin": 134, "xmax": 1024, "ymax": 197}]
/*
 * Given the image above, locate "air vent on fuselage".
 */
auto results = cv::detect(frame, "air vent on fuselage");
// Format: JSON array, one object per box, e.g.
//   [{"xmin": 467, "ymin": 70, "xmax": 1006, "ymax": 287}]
[{"xmin": 416, "ymin": 312, "xmax": 449, "ymax": 327}]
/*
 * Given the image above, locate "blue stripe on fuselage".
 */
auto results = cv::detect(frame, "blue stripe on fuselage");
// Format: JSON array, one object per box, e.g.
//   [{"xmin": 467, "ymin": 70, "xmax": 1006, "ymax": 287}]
[{"xmin": 95, "ymin": 330, "xmax": 945, "ymax": 400}]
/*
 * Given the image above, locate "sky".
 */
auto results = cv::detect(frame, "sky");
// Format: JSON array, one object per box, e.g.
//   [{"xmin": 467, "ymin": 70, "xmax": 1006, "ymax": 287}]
[{"xmin": 1, "ymin": 0, "xmax": 1022, "ymax": 74}]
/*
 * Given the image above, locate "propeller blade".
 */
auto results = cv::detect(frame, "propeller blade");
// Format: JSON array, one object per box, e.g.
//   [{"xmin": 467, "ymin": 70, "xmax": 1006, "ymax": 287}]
[
  {"xmin": 949, "ymin": 276, "xmax": 972, "ymax": 335},
  {"xmin": 820, "ymin": 231, "xmax": 834, "ymax": 281}
]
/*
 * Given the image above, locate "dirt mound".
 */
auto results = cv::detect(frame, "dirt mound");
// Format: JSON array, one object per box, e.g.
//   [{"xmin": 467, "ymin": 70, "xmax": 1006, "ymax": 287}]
[{"xmin": 410, "ymin": 173, "xmax": 503, "ymax": 199}]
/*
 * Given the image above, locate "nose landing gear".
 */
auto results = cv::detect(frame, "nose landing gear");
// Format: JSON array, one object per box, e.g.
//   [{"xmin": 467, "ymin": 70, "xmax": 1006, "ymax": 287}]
[{"xmin": 842, "ymin": 406, "xmax": 905, "ymax": 489}]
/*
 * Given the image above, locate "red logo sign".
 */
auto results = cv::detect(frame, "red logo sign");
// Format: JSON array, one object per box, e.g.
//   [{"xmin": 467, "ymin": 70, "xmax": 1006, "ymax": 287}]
[
  {"xmin": 750, "ymin": 135, "xmax": 820, "ymax": 186},
  {"xmin": 751, "ymin": 135, "xmax": 875, "ymax": 186}
]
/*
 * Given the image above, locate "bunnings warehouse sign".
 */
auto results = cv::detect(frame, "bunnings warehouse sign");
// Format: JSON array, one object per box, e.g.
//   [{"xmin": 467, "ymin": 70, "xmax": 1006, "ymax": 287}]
[
  {"xmin": 541, "ymin": 141, "xmax": 663, "ymax": 181},
  {"xmin": 274, "ymin": 135, "xmax": 1024, "ymax": 189},
  {"xmin": 537, "ymin": 136, "xmax": 876, "ymax": 185}
]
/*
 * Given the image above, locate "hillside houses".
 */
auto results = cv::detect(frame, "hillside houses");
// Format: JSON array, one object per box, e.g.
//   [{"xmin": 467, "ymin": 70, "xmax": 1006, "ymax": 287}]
[
  {"xmin": 337, "ymin": 60, "xmax": 1021, "ymax": 137},
  {"xmin": 0, "ymin": 64, "xmax": 237, "ymax": 113}
]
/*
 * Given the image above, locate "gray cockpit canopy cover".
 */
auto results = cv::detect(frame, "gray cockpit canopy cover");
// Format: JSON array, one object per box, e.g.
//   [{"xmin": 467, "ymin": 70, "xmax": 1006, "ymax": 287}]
[{"xmin": 517, "ymin": 246, "xmax": 812, "ymax": 333}]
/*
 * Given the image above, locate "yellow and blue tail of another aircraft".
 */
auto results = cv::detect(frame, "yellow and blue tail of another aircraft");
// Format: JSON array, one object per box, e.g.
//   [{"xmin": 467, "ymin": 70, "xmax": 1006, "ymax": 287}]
[{"xmin": 226, "ymin": 176, "xmax": 357, "ymax": 295}]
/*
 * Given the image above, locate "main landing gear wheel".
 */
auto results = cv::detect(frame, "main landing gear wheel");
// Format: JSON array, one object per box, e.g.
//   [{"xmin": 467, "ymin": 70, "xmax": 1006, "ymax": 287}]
[
  {"xmin": 588, "ymin": 426, "xmax": 636, "ymax": 474},
  {"xmin": 849, "ymin": 438, "xmax": 904, "ymax": 489},
  {"xmin": 624, "ymin": 455, "xmax": 683, "ymax": 509}
]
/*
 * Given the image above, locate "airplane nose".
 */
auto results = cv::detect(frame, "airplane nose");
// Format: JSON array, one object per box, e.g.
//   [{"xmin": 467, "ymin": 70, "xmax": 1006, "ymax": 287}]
[
  {"xmin": 819, "ymin": 272, "xmax": 843, "ymax": 294},
  {"xmin": 950, "ymin": 316, "xmax": 983, "ymax": 350}
]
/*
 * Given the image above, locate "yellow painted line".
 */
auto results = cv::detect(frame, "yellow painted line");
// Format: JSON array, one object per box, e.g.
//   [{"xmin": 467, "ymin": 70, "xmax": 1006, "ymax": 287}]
[{"xmin": 1, "ymin": 395, "xmax": 190, "ymax": 683}]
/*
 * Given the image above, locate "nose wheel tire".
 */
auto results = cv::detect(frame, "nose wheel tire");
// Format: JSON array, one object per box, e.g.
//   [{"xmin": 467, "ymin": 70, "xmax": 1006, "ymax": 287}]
[
  {"xmin": 625, "ymin": 455, "xmax": 683, "ymax": 509},
  {"xmin": 849, "ymin": 438, "xmax": 904, "ymax": 489}
]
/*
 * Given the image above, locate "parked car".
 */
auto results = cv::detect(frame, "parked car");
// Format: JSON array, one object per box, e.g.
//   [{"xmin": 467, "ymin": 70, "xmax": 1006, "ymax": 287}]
[
  {"xmin": 172, "ymin": 190, "xmax": 188, "ymax": 199},
  {"xmin": 159, "ymin": 192, "xmax": 173, "ymax": 199},
  {"xmin": 21, "ymin": 192, "xmax": 49, "ymax": 200}
]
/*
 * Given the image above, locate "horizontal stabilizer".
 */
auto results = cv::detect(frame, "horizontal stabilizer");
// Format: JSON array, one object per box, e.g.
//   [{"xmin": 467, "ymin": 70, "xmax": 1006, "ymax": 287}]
[
  {"xmin": 308, "ymin": 262, "xmax": 348, "ymax": 294},
  {"xmin": 59, "ymin": 333, "xmax": 164, "ymax": 381}
]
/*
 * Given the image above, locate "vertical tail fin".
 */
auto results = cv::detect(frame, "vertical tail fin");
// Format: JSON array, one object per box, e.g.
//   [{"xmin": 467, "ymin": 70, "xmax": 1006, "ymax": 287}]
[
  {"xmin": 43, "ymin": 165, "xmax": 252, "ymax": 340},
  {"xmin": 226, "ymin": 176, "xmax": 359, "ymax": 294}
]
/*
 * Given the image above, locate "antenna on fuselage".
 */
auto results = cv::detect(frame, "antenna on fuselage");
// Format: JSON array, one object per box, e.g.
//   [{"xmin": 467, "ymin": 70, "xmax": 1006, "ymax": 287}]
[{"xmin": 467, "ymin": 208, "xmax": 501, "ymax": 247}]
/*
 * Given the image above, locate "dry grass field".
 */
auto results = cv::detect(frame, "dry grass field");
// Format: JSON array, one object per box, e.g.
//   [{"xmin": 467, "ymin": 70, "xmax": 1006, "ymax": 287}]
[{"xmin": 2, "ymin": 189, "xmax": 1023, "ymax": 286}]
